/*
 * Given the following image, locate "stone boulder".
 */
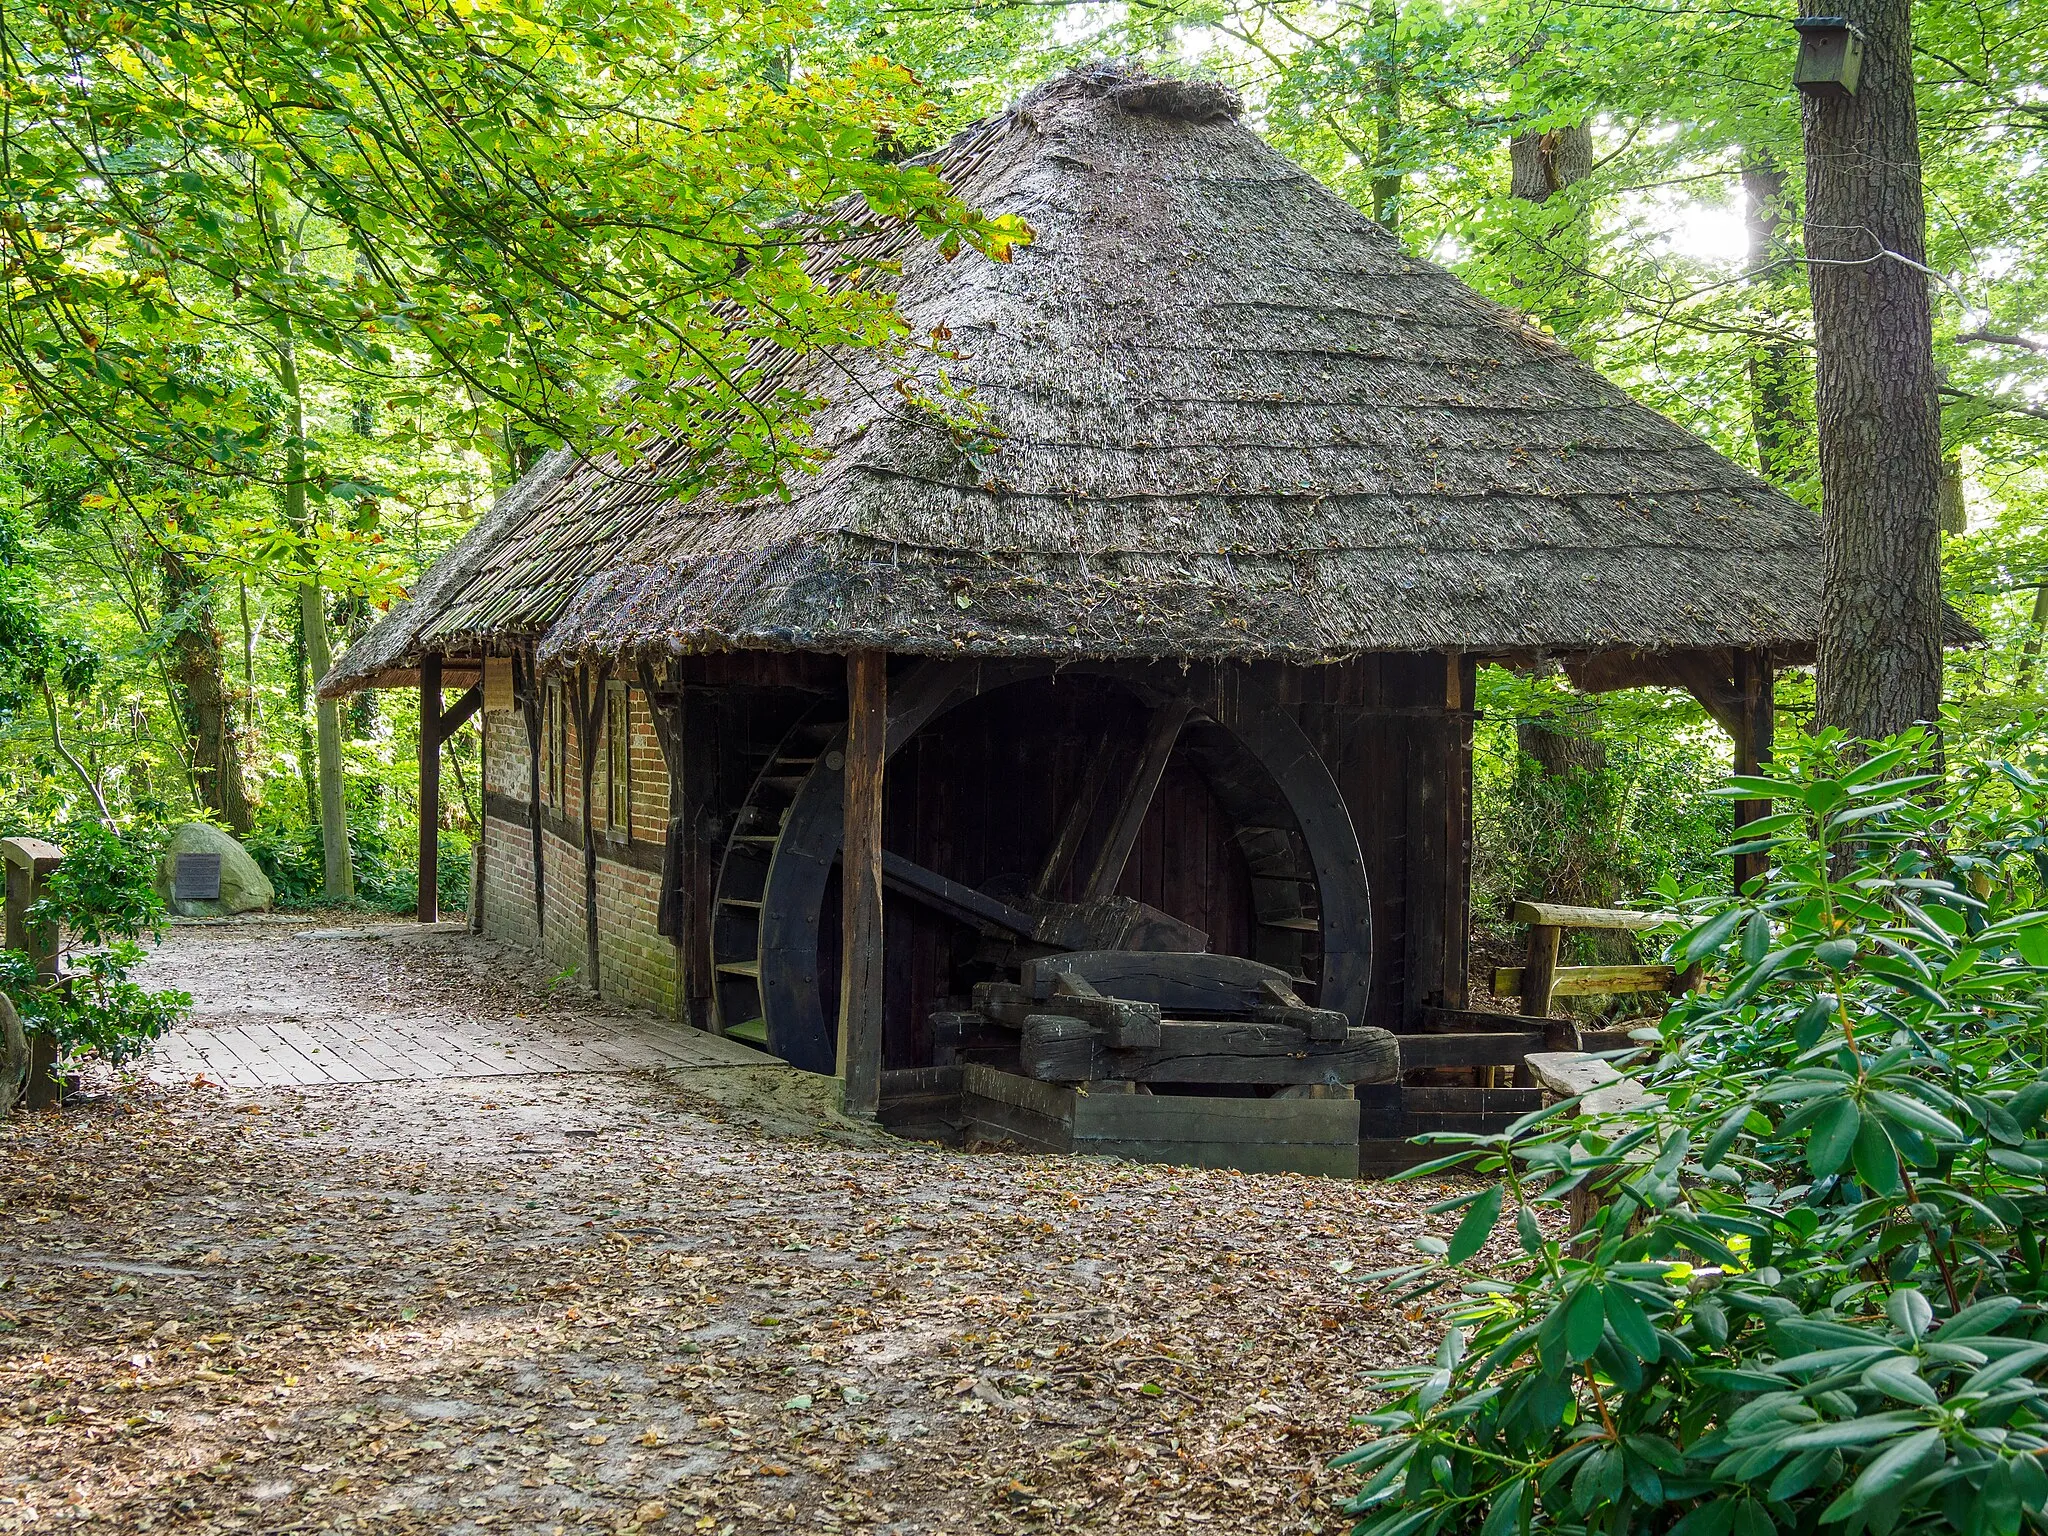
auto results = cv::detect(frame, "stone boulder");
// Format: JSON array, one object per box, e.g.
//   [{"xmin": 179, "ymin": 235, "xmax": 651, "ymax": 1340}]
[{"xmin": 156, "ymin": 822, "xmax": 275, "ymax": 918}]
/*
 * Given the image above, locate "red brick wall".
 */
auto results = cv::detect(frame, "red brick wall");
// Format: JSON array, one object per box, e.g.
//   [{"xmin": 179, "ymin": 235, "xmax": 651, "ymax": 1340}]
[{"xmin": 596, "ymin": 857, "xmax": 677, "ymax": 1014}]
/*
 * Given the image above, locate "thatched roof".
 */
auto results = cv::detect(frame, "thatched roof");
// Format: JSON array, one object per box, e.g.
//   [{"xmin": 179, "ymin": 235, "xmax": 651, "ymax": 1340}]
[{"xmin": 323, "ymin": 63, "xmax": 1831, "ymax": 696}]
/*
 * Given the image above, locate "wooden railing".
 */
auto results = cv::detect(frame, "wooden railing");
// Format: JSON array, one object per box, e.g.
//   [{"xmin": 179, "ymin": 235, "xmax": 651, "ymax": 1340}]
[{"xmin": 1492, "ymin": 900, "xmax": 1692, "ymax": 1018}]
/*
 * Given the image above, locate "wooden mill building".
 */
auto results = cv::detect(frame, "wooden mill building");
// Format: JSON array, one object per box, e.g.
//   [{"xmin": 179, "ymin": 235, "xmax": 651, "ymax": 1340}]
[{"xmin": 323, "ymin": 65, "xmax": 1817, "ymax": 1165}]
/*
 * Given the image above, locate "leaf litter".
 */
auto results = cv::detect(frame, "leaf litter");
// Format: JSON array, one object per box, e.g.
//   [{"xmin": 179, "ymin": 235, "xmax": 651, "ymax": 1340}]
[{"xmin": 0, "ymin": 920, "xmax": 1466, "ymax": 1534}]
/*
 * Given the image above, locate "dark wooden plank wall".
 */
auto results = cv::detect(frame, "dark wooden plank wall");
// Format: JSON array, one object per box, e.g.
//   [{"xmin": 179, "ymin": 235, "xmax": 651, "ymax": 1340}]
[
  {"xmin": 1269, "ymin": 653, "xmax": 1472, "ymax": 1034},
  {"xmin": 876, "ymin": 675, "xmax": 1255, "ymax": 1071},
  {"xmin": 652, "ymin": 652, "xmax": 1472, "ymax": 1063}
]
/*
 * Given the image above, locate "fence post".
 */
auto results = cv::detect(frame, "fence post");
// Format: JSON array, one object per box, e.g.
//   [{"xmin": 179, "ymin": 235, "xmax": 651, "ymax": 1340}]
[{"xmin": 3, "ymin": 836, "xmax": 65, "ymax": 1108}]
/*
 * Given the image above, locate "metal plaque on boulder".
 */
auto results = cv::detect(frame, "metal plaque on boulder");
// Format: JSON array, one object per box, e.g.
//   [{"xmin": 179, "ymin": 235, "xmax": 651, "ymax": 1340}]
[{"xmin": 173, "ymin": 851, "xmax": 222, "ymax": 902}]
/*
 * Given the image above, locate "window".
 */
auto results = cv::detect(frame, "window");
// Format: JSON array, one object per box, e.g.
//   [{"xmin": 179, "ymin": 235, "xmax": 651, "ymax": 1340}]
[
  {"xmin": 545, "ymin": 681, "xmax": 566, "ymax": 810},
  {"xmin": 606, "ymin": 680, "xmax": 631, "ymax": 837}
]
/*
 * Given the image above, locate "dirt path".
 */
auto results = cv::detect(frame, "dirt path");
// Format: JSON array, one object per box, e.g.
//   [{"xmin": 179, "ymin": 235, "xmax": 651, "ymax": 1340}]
[{"xmin": 2, "ymin": 921, "xmax": 1457, "ymax": 1535}]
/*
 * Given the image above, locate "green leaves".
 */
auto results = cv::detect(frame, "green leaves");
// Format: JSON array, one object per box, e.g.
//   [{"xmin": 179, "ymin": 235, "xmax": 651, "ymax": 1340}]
[
  {"xmin": 1, "ymin": 0, "xmax": 1029, "ymax": 510},
  {"xmin": 1820, "ymin": 1428, "xmax": 1947, "ymax": 1522},
  {"xmin": 1808, "ymin": 1097, "xmax": 1862, "ymax": 1175},
  {"xmin": 1343, "ymin": 731, "xmax": 2048, "ymax": 1536},
  {"xmin": 1564, "ymin": 1283, "xmax": 1607, "ymax": 1363},
  {"xmin": 1445, "ymin": 1185, "xmax": 1504, "ymax": 1264}
]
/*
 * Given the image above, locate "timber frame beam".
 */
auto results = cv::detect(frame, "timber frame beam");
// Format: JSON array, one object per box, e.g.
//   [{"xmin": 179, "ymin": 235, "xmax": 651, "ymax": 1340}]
[
  {"xmin": 836, "ymin": 652, "xmax": 887, "ymax": 1118},
  {"xmin": 417, "ymin": 652, "xmax": 483, "ymax": 924}
]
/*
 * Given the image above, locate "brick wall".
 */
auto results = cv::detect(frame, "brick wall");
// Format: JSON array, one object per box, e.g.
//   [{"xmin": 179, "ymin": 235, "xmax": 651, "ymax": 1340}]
[
  {"xmin": 628, "ymin": 688, "xmax": 671, "ymax": 838},
  {"xmin": 479, "ymin": 709, "xmax": 540, "ymax": 946},
  {"xmin": 595, "ymin": 857, "xmax": 677, "ymax": 1014},
  {"xmin": 484, "ymin": 709, "xmax": 530, "ymax": 797},
  {"xmin": 480, "ymin": 812, "xmax": 541, "ymax": 948}
]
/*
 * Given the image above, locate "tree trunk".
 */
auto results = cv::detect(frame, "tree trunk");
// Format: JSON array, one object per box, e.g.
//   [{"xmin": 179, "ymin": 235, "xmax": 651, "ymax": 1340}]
[
  {"xmin": 1801, "ymin": 0, "xmax": 1945, "ymax": 738},
  {"xmin": 1741, "ymin": 155, "xmax": 1815, "ymax": 487},
  {"xmin": 1509, "ymin": 121, "xmax": 1595, "ymax": 337},
  {"xmin": 1369, "ymin": 0, "xmax": 1403, "ymax": 231},
  {"xmin": 274, "ymin": 328, "xmax": 354, "ymax": 900},
  {"xmin": 1509, "ymin": 123, "xmax": 1592, "ymax": 204},
  {"xmin": 1515, "ymin": 709, "xmax": 1627, "ymax": 963},
  {"xmin": 158, "ymin": 532, "xmax": 256, "ymax": 834}
]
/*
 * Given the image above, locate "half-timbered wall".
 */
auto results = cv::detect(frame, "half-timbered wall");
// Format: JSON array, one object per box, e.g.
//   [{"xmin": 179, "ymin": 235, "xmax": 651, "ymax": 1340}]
[
  {"xmin": 475, "ymin": 670, "xmax": 680, "ymax": 1017},
  {"xmin": 479, "ymin": 709, "xmax": 540, "ymax": 947}
]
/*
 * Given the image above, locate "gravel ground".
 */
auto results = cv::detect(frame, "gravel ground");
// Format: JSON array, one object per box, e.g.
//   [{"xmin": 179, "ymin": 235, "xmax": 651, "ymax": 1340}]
[{"xmin": 1, "ymin": 921, "xmax": 1459, "ymax": 1535}]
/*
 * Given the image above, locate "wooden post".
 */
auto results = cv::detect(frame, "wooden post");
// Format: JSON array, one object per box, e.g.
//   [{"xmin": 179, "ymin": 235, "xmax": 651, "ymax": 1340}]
[
  {"xmin": 1521, "ymin": 922, "xmax": 1562, "ymax": 1018},
  {"xmin": 575, "ymin": 670, "xmax": 602, "ymax": 991},
  {"xmin": 837, "ymin": 651, "xmax": 887, "ymax": 1119},
  {"xmin": 515, "ymin": 652, "xmax": 546, "ymax": 937},
  {"xmin": 1445, "ymin": 651, "xmax": 1475, "ymax": 1012},
  {"xmin": 1732, "ymin": 647, "xmax": 1776, "ymax": 892},
  {"xmin": 4, "ymin": 836, "xmax": 65, "ymax": 1109},
  {"xmin": 680, "ymin": 690, "xmax": 719, "ymax": 1033},
  {"xmin": 418, "ymin": 652, "xmax": 442, "ymax": 923}
]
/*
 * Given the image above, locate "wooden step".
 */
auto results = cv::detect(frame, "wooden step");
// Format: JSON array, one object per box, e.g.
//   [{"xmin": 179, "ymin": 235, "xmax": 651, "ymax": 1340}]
[
  {"xmin": 725, "ymin": 1018, "xmax": 768, "ymax": 1046},
  {"xmin": 716, "ymin": 960, "xmax": 761, "ymax": 979}
]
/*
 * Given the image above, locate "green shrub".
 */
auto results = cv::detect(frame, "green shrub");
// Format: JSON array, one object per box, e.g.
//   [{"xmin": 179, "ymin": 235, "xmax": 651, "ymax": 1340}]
[
  {"xmin": 244, "ymin": 806, "xmax": 472, "ymax": 915},
  {"xmin": 1348, "ymin": 729, "xmax": 2048, "ymax": 1536},
  {"xmin": 1, "ymin": 819, "xmax": 190, "ymax": 1069}
]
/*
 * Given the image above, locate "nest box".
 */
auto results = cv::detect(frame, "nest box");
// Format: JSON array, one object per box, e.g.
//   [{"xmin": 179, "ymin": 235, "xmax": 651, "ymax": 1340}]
[{"xmin": 1793, "ymin": 17, "xmax": 1866, "ymax": 98}]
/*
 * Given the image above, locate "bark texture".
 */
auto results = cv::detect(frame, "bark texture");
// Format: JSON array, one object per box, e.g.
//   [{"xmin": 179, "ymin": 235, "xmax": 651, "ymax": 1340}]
[
  {"xmin": 1369, "ymin": 0, "xmax": 1403, "ymax": 231},
  {"xmin": 1509, "ymin": 124, "xmax": 1592, "ymax": 203},
  {"xmin": 1741, "ymin": 155, "xmax": 1815, "ymax": 488},
  {"xmin": 159, "ymin": 540, "xmax": 256, "ymax": 834},
  {"xmin": 1801, "ymin": 0, "xmax": 1945, "ymax": 736}
]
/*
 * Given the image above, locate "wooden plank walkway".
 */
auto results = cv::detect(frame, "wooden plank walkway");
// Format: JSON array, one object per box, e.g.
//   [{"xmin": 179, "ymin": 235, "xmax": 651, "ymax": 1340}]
[{"xmin": 149, "ymin": 1006, "xmax": 773, "ymax": 1088}]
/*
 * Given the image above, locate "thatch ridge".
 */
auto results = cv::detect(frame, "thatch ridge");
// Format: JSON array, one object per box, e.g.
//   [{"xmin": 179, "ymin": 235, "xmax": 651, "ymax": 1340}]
[{"xmin": 323, "ymin": 62, "xmax": 1828, "ymax": 694}]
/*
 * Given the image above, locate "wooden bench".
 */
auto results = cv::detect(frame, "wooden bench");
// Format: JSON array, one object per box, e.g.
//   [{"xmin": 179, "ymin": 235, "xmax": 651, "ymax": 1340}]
[{"xmin": 1492, "ymin": 900, "xmax": 1692, "ymax": 1018}]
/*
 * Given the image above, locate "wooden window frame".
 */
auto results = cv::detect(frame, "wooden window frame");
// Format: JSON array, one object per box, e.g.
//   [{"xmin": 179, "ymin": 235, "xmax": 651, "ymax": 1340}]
[
  {"xmin": 545, "ymin": 680, "xmax": 566, "ymax": 811},
  {"xmin": 605, "ymin": 679, "xmax": 631, "ymax": 841}
]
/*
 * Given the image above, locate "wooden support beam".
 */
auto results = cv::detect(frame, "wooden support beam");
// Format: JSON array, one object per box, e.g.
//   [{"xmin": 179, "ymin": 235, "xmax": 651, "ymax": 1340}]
[
  {"xmin": 1495, "ymin": 962, "xmax": 1679, "ymax": 999},
  {"xmin": 513, "ymin": 652, "xmax": 546, "ymax": 938},
  {"xmin": 418, "ymin": 653, "xmax": 442, "ymax": 924},
  {"xmin": 1019, "ymin": 1016, "xmax": 1400, "ymax": 1086},
  {"xmin": 431, "ymin": 684, "xmax": 482, "ymax": 747},
  {"xmin": 1399, "ymin": 1030, "xmax": 1548, "ymax": 1070},
  {"xmin": 1510, "ymin": 900, "xmax": 1681, "ymax": 931},
  {"xmin": 1520, "ymin": 922, "xmax": 1561, "ymax": 1016},
  {"xmin": 1732, "ymin": 647, "xmax": 1776, "ymax": 893},
  {"xmin": 882, "ymin": 850, "xmax": 1037, "ymax": 937},
  {"xmin": 574, "ymin": 670, "xmax": 602, "ymax": 989},
  {"xmin": 1081, "ymin": 698, "xmax": 1191, "ymax": 902},
  {"xmin": 1032, "ymin": 734, "xmax": 1119, "ymax": 901},
  {"xmin": 837, "ymin": 651, "xmax": 887, "ymax": 1119}
]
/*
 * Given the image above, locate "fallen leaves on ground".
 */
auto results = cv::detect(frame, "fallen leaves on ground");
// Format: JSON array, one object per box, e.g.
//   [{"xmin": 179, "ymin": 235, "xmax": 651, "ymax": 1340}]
[{"xmin": 0, "ymin": 921, "xmax": 1462, "ymax": 1534}]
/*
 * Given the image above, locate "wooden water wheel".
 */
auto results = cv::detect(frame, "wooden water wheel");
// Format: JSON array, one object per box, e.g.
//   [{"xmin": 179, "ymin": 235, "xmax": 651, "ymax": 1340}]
[{"xmin": 708, "ymin": 661, "xmax": 1371, "ymax": 1075}]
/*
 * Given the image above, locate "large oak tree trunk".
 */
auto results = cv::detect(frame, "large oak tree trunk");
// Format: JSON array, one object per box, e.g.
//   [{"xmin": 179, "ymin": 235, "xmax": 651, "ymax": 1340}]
[
  {"xmin": 1801, "ymin": 0, "xmax": 1945, "ymax": 737},
  {"xmin": 159, "ymin": 537, "xmax": 256, "ymax": 834}
]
